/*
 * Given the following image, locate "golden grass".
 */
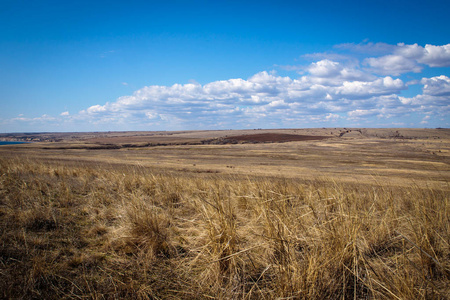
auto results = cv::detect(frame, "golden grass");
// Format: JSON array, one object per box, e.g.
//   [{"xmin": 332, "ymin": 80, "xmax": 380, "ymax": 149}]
[{"xmin": 0, "ymin": 157, "xmax": 448, "ymax": 299}]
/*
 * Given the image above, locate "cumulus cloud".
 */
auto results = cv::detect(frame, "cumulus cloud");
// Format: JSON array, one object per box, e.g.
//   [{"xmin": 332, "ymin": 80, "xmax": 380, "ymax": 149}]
[
  {"xmin": 363, "ymin": 43, "xmax": 450, "ymax": 75},
  {"xmin": 397, "ymin": 76, "xmax": 450, "ymax": 118},
  {"xmin": 85, "ymin": 105, "xmax": 107, "ymax": 114},
  {"xmin": 348, "ymin": 109, "xmax": 377, "ymax": 118},
  {"xmin": 306, "ymin": 59, "xmax": 374, "ymax": 84},
  {"xmin": 418, "ymin": 44, "xmax": 450, "ymax": 67},
  {"xmin": 8, "ymin": 42, "xmax": 449, "ymax": 131},
  {"xmin": 309, "ymin": 60, "xmax": 342, "ymax": 77},
  {"xmin": 421, "ymin": 75, "xmax": 450, "ymax": 96},
  {"xmin": 364, "ymin": 55, "xmax": 423, "ymax": 76},
  {"xmin": 73, "ymin": 45, "xmax": 449, "ymax": 129},
  {"xmin": 77, "ymin": 43, "xmax": 445, "ymax": 129},
  {"xmin": 76, "ymin": 68, "xmax": 414, "ymax": 130},
  {"xmin": 336, "ymin": 77, "xmax": 405, "ymax": 99}
]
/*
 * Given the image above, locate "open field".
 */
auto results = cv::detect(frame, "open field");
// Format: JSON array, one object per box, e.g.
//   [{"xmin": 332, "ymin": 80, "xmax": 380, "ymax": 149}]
[
  {"xmin": 1, "ymin": 128, "xmax": 449, "ymax": 188},
  {"xmin": 0, "ymin": 128, "xmax": 449, "ymax": 299}
]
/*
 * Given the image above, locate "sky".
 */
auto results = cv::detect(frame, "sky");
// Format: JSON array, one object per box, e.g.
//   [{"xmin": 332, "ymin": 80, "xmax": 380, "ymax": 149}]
[{"xmin": 1, "ymin": 0, "xmax": 449, "ymax": 132}]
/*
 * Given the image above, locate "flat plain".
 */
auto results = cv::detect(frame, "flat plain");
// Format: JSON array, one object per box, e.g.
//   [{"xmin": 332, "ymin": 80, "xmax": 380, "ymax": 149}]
[
  {"xmin": 1, "ymin": 128, "xmax": 449, "ymax": 188},
  {"xmin": 0, "ymin": 128, "xmax": 449, "ymax": 299}
]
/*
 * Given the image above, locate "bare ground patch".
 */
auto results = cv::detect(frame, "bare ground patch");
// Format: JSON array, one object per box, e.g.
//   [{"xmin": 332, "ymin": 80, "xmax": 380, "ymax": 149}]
[{"xmin": 222, "ymin": 133, "xmax": 329, "ymax": 143}]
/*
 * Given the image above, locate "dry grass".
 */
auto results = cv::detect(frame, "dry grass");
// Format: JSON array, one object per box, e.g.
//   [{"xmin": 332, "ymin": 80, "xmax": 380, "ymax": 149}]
[
  {"xmin": 3, "ymin": 128, "xmax": 448, "ymax": 191},
  {"xmin": 0, "ymin": 157, "xmax": 448, "ymax": 299}
]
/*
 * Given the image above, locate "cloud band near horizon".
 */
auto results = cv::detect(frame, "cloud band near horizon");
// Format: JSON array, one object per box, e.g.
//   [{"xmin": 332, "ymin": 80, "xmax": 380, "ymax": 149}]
[{"xmin": 4, "ymin": 42, "xmax": 450, "ymax": 131}]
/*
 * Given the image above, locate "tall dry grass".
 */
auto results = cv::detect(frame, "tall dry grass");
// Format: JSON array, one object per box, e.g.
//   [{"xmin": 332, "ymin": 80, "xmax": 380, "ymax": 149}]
[{"xmin": 0, "ymin": 157, "xmax": 448, "ymax": 299}]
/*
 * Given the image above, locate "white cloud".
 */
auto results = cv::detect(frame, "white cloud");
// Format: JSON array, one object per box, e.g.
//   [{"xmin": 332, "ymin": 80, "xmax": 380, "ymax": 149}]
[
  {"xmin": 348, "ymin": 109, "xmax": 377, "ymax": 118},
  {"xmin": 325, "ymin": 113, "xmax": 340, "ymax": 121},
  {"xmin": 6, "ymin": 42, "xmax": 449, "ymax": 131},
  {"xmin": 75, "ymin": 69, "xmax": 414, "ymax": 130},
  {"xmin": 395, "ymin": 43, "xmax": 425, "ymax": 59},
  {"xmin": 364, "ymin": 43, "xmax": 450, "ymax": 75},
  {"xmin": 85, "ymin": 105, "xmax": 107, "ymax": 114},
  {"xmin": 418, "ymin": 44, "xmax": 450, "ymax": 67},
  {"xmin": 421, "ymin": 75, "xmax": 450, "ymax": 96},
  {"xmin": 420, "ymin": 115, "xmax": 431, "ymax": 124},
  {"xmin": 309, "ymin": 60, "xmax": 342, "ymax": 77},
  {"xmin": 305, "ymin": 59, "xmax": 375, "ymax": 86},
  {"xmin": 69, "ymin": 42, "xmax": 448, "ymax": 130},
  {"xmin": 364, "ymin": 55, "xmax": 422, "ymax": 76},
  {"xmin": 394, "ymin": 75, "xmax": 450, "ymax": 120},
  {"xmin": 336, "ymin": 77, "xmax": 405, "ymax": 99},
  {"xmin": 11, "ymin": 114, "xmax": 57, "ymax": 122}
]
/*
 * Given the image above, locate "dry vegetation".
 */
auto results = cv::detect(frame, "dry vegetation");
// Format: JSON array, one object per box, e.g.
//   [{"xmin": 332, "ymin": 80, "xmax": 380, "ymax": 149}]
[
  {"xmin": 0, "ymin": 158, "xmax": 448, "ymax": 299},
  {"xmin": 0, "ymin": 128, "xmax": 449, "ymax": 299}
]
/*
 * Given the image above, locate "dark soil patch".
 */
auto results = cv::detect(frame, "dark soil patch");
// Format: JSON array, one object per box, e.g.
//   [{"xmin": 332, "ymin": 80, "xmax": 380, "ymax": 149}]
[{"xmin": 223, "ymin": 133, "xmax": 329, "ymax": 143}]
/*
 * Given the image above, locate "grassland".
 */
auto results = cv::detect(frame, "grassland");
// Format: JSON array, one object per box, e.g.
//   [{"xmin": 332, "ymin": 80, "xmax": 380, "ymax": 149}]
[{"xmin": 0, "ymin": 128, "xmax": 449, "ymax": 299}]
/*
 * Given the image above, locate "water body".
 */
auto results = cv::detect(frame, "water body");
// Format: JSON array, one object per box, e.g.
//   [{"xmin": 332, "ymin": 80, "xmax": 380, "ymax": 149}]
[{"xmin": 0, "ymin": 141, "xmax": 29, "ymax": 145}]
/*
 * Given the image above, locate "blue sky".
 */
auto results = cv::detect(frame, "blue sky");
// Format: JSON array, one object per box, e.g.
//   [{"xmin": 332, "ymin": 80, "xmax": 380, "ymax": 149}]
[{"xmin": 1, "ymin": 0, "xmax": 449, "ymax": 132}]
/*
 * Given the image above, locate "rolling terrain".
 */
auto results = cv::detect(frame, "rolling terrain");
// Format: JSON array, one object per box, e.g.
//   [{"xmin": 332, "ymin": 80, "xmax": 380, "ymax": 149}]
[
  {"xmin": 1, "ymin": 128, "xmax": 448, "ymax": 188},
  {"xmin": 0, "ymin": 128, "xmax": 449, "ymax": 299}
]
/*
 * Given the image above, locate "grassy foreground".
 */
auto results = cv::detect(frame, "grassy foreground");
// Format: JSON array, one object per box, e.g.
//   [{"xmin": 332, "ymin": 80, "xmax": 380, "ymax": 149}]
[{"xmin": 0, "ymin": 158, "xmax": 448, "ymax": 299}]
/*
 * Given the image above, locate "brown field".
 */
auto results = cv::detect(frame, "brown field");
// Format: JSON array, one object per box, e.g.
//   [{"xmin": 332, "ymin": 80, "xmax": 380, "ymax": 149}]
[
  {"xmin": 1, "ymin": 128, "xmax": 449, "ymax": 188},
  {"xmin": 221, "ymin": 133, "xmax": 329, "ymax": 143},
  {"xmin": 0, "ymin": 128, "xmax": 449, "ymax": 299}
]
